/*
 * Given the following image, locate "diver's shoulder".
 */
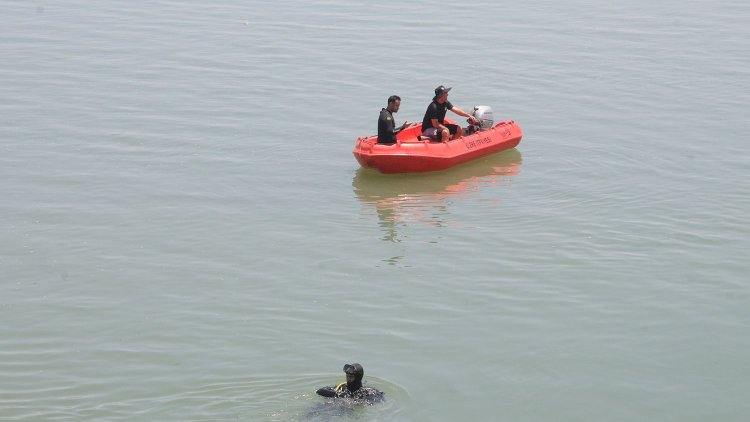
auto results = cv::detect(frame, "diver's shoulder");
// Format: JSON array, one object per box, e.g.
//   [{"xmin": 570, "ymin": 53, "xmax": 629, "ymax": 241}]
[{"xmin": 355, "ymin": 386, "xmax": 384, "ymax": 401}]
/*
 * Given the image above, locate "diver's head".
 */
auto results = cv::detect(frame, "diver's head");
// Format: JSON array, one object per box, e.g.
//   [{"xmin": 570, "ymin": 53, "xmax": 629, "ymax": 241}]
[
  {"xmin": 343, "ymin": 363, "xmax": 364, "ymax": 391},
  {"xmin": 387, "ymin": 95, "xmax": 401, "ymax": 113}
]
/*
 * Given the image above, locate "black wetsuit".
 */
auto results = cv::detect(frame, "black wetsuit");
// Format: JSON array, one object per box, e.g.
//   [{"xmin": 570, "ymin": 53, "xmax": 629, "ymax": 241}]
[
  {"xmin": 334, "ymin": 385, "xmax": 384, "ymax": 402},
  {"xmin": 316, "ymin": 384, "xmax": 384, "ymax": 404},
  {"xmin": 316, "ymin": 364, "xmax": 384, "ymax": 404},
  {"xmin": 377, "ymin": 108, "xmax": 398, "ymax": 144}
]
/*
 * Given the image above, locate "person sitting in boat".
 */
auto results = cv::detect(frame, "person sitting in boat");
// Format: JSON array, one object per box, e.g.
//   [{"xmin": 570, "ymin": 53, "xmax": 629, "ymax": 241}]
[
  {"xmin": 316, "ymin": 363, "xmax": 384, "ymax": 403},
  {"xmin": 377, "ymin": 95, "xmax": 410, "ymax": 144},
  {"xmin": 421, "ymin": 85, "xmax": 478, "ymax": 142}
]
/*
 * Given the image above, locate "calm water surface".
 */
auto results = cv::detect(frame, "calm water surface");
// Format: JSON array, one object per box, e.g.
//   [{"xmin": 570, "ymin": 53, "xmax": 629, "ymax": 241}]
[{"xmin": 2, "ymin": 0, "xmax": 749, "ymax": 420}]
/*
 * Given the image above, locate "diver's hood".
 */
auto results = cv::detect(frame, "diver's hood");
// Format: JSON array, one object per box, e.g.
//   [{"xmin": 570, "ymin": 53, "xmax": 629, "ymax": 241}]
[{"xmin": 343, "ymin": 363, "xmax": 364, "ymax": 390}]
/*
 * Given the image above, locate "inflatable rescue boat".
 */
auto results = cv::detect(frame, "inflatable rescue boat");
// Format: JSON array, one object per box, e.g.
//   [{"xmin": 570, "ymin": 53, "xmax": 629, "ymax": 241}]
[{"xmin": 353, "ymin": 106, "xmax": 522, "ymax": 174}]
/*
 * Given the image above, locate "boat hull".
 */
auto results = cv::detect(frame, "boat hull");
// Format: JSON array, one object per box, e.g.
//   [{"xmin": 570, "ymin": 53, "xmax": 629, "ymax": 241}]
[{"xmin": 353, "ymin": 120, "xmax": 522, "ymax": 174}]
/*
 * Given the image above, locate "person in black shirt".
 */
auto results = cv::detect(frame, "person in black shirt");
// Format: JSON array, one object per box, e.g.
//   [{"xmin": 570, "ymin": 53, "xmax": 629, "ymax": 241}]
[
  {"xmin": 377, "ymin": 95, "xmax": 410, "ymax": 144},
  {"xmin": 421, "ymin": 85, "xmax": 477, "ymax": 142}
]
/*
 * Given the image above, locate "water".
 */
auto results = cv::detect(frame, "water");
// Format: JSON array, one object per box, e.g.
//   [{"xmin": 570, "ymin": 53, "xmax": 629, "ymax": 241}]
[{"xmin": 2, "ymin": 0, "xmax": 749, "ymax": 420}]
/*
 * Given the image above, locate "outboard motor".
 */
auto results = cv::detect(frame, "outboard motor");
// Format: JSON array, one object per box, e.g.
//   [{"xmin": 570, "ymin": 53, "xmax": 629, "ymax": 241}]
[{"xmin": 471, "ymin": 106, "xmax": 494, "ymax": 131}]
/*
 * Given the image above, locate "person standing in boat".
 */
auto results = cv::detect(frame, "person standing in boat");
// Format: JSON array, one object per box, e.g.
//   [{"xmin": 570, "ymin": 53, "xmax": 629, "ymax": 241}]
[
  {"xmin": 377, "ymin": 95, "xmax": 410, "ymax": 144},
  {"xmin": 422, "ymin": 85, "xmax": 477, "ymax": 142},
  {"xmin": 316, "ymin": 363, "xmax": 384, "ymax": 403}
]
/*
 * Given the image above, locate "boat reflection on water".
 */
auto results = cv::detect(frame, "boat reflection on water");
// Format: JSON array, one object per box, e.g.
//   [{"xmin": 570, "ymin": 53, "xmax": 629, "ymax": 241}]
[{"xmin": 352, "ymin": 149, "xmax": 523, "ymax": 242}]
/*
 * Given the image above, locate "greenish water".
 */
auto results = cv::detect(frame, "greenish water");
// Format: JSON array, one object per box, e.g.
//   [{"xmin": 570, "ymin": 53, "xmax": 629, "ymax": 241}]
[{"xmin": 2, "ymin": 1, "xmax": 749, "ymax": 420}]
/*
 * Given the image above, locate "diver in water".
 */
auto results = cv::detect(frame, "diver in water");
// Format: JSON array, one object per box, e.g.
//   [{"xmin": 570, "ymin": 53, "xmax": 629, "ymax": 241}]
[{"xmin": 316, "ymin": 363, "xmax": 384, "ymax": 403}]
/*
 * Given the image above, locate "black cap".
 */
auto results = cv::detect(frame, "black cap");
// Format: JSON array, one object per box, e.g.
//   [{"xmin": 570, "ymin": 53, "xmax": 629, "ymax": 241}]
[{"xmin": 433, "ymin": 85, "xmax": 452, "ymax": 100}]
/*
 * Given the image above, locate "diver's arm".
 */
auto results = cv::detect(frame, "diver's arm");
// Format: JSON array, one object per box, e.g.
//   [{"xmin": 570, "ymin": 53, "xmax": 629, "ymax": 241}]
[
  {"xmin": 316, "ymin": 386, "xmax": 336, "ymax": 397},
  {"xmin": 394, "ymin": 121, "xmax": 410, "ymax": 133}
]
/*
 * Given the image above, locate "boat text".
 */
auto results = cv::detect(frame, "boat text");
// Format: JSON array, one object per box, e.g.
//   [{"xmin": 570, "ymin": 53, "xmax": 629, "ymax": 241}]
[{"xmin": 464, "ymin": 136, "xmax": 493, "ymax": 149}]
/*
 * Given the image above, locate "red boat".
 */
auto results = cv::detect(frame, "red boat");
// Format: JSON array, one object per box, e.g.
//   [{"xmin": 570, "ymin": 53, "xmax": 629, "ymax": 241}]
[{"xmin": 353, "ymin": 110, "xmax": 522, "ymax": 174}]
